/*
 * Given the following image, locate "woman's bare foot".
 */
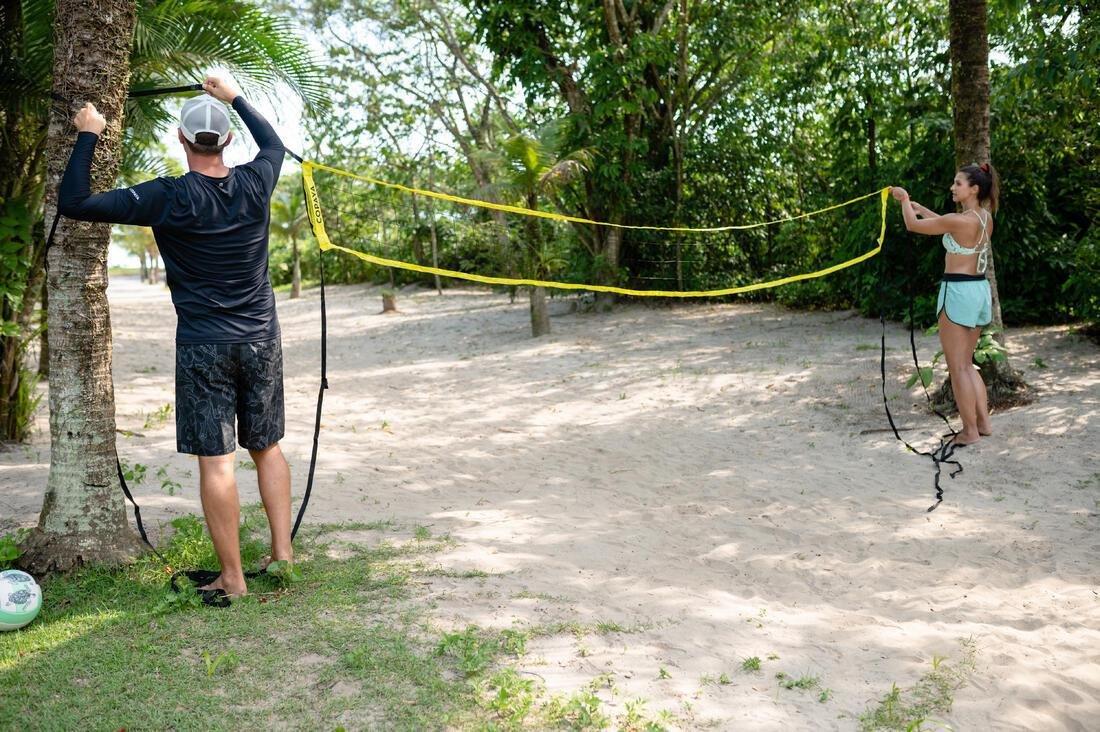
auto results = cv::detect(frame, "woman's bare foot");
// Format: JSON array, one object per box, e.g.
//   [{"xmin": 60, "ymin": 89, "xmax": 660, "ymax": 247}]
[
  {"xmin": 200, "ymin": 574, "xmax": 248, "ymax": 599},
  {"xmin": 949, "ymin": 428, "xmax": 982, "ymax": 446},
  {"xmin": 977, "ymin": 418, "xmax": 993, "ymax": 436}
]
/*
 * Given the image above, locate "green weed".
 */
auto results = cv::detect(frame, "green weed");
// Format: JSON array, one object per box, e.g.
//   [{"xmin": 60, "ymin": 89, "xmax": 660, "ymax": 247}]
[
  {"xmin": 859, "ymin": 639, "xmax": 977, "ymax": 731},
  {"xmin": 544, "ymin": 690, "xmax": 609, "ymax": 730},
  {"xmin": 143, "ymin": 403, "xmax": 173, "ymax": 430},
  {"xmin": 0, "ymin": 532, "xmax": 24, "ymax": 570},
  {"xmin": 776, "ymin": 671, "xmax": 820, "ymax": 690}
]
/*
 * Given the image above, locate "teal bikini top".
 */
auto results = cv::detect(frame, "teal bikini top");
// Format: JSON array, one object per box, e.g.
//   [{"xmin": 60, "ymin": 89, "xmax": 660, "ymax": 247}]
[{"xmin": 942, "ymin": 209, "xmax": 990, "ymax": 273}]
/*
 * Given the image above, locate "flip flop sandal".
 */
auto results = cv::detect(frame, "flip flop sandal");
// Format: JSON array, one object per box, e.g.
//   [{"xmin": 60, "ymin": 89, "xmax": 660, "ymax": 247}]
[
  {"xmin": 170, "ymin": 570, "xmax": 233, "ymax": 608},
  {"xmin": 200, "ymin": 588, "xmax": 231, "ymax": 608}
]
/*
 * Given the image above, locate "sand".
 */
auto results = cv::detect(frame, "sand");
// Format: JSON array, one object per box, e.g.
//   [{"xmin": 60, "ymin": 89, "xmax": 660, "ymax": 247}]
[{"xmin": 2, "ymin": 274, "xmax": 1098, "ymax": 730}]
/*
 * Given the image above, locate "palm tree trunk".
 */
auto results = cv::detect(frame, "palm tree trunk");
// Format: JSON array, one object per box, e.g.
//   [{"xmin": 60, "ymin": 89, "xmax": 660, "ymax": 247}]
[
  {"xmin": 525, "ymin": 192, "xmax": 550, "ymax": 337},
  {"xmin": 427, "ymin": 151, "xmax": 442, "ymax": 295},
  {"xmin": 37, "ymin": 279, "xmax": 49, "ymax": 379},
  {"xmin": 946, "ymin": 0, "xmax": 1031, "ymax": 409},
  {"xmin": 290, "ymin": 234, "xmax": 301, "ymax": 299},
  {"xmin": 21, "ymin": 0, "xmax": 144, "ymax": 573}
]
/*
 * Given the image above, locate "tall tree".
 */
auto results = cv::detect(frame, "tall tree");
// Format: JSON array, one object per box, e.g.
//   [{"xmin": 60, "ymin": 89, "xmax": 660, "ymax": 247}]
[
  {"xmin": 271, "ymin": 184, "xmax": 309, "ymax": 298},
  {"xmin": 949, "ymin": 0, "xmax": 1030, "ymax": 405},
  {"xmin": 502, "ymin": 129, "xmax": 591, "ymax": 336},
  {"xmin": 21, "ymin": 0, "xmax": 144, "ymax": 572}
]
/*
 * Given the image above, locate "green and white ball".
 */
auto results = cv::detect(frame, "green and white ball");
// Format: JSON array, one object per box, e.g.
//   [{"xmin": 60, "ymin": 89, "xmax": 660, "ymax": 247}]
[{"xmin": 0, "ymin": 569, "xmax": 42, "ymax": 631}]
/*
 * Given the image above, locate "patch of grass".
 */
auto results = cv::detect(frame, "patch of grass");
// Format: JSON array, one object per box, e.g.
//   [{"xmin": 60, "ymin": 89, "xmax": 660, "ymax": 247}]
[
  {"xmin": 620, "ymin": 698, "xmax": 674, "ymax": 731},
  {"xmin": 741, "ymin": 656, "xmax": 762, "ymax": 672},
  {"xmin": 0, "ymin": 510, "xmax": 513, "ymax": 729},
  {"xmin": 596, "ymin": 618, "xmax": 650, "ymax": 635},
  {"xmin": 313, "ymin": 518, "xmax": 401, "ymax": 533},
  {"xmin": 436, "ymin": 625, "xmax": 528, "ymax": 678},
  {"xmin": 202, "ymin": 649, "xmax": 240, "ymax": 677},
  {"xmin": 421, "ymin": 566, "xmax": 492, "ymax": 579},
  {"xmin": 526, "ymin": 621, "xmax": 588, "ymax": 638},
  {"xmin": 512, "ymin": 589, "xmax": 568, "ymax": 602},
  {"xmin": 544, "ymin": 689, "xmax": 609, "ymax": 730},
  {"xmin": 859, "ymin": 639, "xmax": 977, "ymax": 731},
  {"xmin": 595, "ymin": 619, "xmax": 625, "ymax": 634},
  {"xmin": 481, "ymin": 668, "xmax": 536, "ymax": 729},
  {"xmin": 776, "ymin": 671, "xmax": 820, "ymax": 690}
]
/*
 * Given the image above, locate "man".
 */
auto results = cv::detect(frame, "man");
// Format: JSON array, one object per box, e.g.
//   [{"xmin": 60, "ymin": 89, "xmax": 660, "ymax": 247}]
[{"xmin": 59, "ymin": 75, "xmax": 292, "ymax": 601}]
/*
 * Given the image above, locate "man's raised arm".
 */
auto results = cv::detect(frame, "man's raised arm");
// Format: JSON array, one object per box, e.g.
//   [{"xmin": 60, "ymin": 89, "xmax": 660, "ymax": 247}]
[
  {"xmin": 58, "ymin": 102, "xmax": 169, "ymax": 225},
  {"xmin": 203, "ymin": 76, "xmax": 285, "ymax": 191}
]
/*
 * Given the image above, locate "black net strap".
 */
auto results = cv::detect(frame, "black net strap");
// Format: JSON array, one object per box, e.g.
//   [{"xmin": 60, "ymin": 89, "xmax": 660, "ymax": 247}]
[{"xmin": 877, "ymin": 259, "xmax": 964, "ymax": 512}]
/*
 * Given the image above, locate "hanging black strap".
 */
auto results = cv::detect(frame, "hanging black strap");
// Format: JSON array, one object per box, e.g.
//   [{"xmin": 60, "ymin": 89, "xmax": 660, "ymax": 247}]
[
  {"xmin": 292, "ymin": 159, "xmax": 327, "ymax": 540},
  {"xmin": 127, "ymin": 83, "xmax": 204, "ymax": 98},
  {"xmin": 50, "ymin": 83, "xmax": 203, "ymax": 110},
  {"xmin": 116, "ymin": 458, "xmax": 169, "ymax": 563},
  {"xmin": 877, "ymin": 260, "xmax": 964, "ymax": 512}
]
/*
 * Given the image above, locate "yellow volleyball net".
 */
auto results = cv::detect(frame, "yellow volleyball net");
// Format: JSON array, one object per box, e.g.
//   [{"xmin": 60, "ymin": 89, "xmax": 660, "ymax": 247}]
[{"xmin": 301, "ymin": 159, "xmax": 890, "ymax": 298}]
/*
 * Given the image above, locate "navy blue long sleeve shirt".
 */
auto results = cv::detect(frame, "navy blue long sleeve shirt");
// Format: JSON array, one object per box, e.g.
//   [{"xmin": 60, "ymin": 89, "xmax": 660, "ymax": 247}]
[{"xmin": 59, "ymin": 96, "xmax": 285, "ymax": 344}]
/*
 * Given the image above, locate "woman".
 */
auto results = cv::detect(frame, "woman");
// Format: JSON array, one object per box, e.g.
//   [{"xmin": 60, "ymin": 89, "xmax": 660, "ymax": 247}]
[{"xmin": 891, "ymin": 163, "xmax": 1000, "ymax": 446}]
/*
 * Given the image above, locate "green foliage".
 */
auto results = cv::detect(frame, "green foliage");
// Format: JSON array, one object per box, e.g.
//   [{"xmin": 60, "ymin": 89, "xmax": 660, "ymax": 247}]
[
  {"xmin": 435, "ymin": 626, "xmax": 510, "ymax": 677},
  {"xmin": 0, "ymin": 533, "xmax": 23, "ymax": 570},
  {"xmin": 119, "ymin": 459, "xmax": 148, "ymax": 487},
  {"xmin": 301, "ymin": 0, "xmax": 1095, "ymax": 326},
  {"xmin": 0, "ymin": 195, "xmax": 41, "ymax": 441},
  {"xmin": 143, "ymin": 402, "xmax": 172, "ymax": 430},
  {"xmin": 859, "ymin": 640, "xmax": 977, "ymax": 731},
  {"xmin": 544, "ymin": 689, "xmax": 609, "ymax": 730},
  {"xmin": 775, "ymin": 671, "xmax": 821, "ymax": 691},
  {"xmin": 482, "ymin": 669, "xmax": 536, "ymax": 729},
  {"xmin": 906, "ymin": 325, "xmax": 1009, "ymax": 388},
  {"xmin": 265, "ymin": 559, "xmax": 304, "ymax": 585},
  {"xmin": 155, "ymin": 466, "xmax": 182, "ymax": 496}
]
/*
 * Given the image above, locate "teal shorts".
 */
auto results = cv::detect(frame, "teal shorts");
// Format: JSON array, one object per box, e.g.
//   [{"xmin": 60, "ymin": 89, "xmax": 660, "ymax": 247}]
[{"xmin": 937, "ymin": 275, "xmax": 992, "ymax": 329}]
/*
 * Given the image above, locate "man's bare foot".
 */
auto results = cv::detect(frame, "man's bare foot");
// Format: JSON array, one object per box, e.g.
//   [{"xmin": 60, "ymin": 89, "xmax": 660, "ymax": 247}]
[
  {"xmin": 977, "ymin": 420, "xmax": 993, "ymax": 436},
  {"xmin": 200, "ymin": 574, "xmax": 248, "ymax": 599},
  {"xmin": 257, "ymin": 552, "xmax": 294, "ymax": 573}
]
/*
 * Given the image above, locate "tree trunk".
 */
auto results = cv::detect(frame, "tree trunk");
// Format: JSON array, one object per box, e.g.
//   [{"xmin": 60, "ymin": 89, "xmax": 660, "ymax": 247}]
[
  {"xmin": 946, "ymin": 0, "xmax": 1031, "ymax": 409},
  {"xmin": 595, "ymin": 225, "xmax": 623, "ymax": 312},
  {"xmin": 290, "ymin": 234, "xmax": 301, "ymax": 299},
  {"xmin": 523, "ymin": 191, "xmax": 550, "ymax": 337},
  {"xmin": 427, "ymin": 151, "xmax": 442, "ymax": 295},
  {"xmin": 37, "ymin": 278, "xmax": 49, "ymax": 380},
  {"xmin": 381, "ymin": 291, "xmax": 398, "ymax": 313},
  {"xmin": 529, "ymin": 286, "xmax": 550, "ymax": 337},
  {"xmin": 21, "ymin": 0, "xmax": 144, "ymax": 574}
]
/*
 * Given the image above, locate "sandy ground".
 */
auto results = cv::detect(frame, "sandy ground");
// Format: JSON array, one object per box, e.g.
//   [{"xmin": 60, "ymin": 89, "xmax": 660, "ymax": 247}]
[{"xmin": 2, "ymin": 274, "xmax": 1098, "ymax": 730}]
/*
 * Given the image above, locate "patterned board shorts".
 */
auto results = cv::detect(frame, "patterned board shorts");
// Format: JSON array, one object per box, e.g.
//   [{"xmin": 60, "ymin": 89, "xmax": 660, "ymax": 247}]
[{"xmin": 175, "ymin": 337, "xmax": 285, "ymax": 456}]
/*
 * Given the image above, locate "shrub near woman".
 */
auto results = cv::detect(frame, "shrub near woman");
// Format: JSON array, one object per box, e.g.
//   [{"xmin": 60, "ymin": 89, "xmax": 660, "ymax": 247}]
[{"xmin": 892, "ymin": 163, "xmax": 1000, "ymax": 446}]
